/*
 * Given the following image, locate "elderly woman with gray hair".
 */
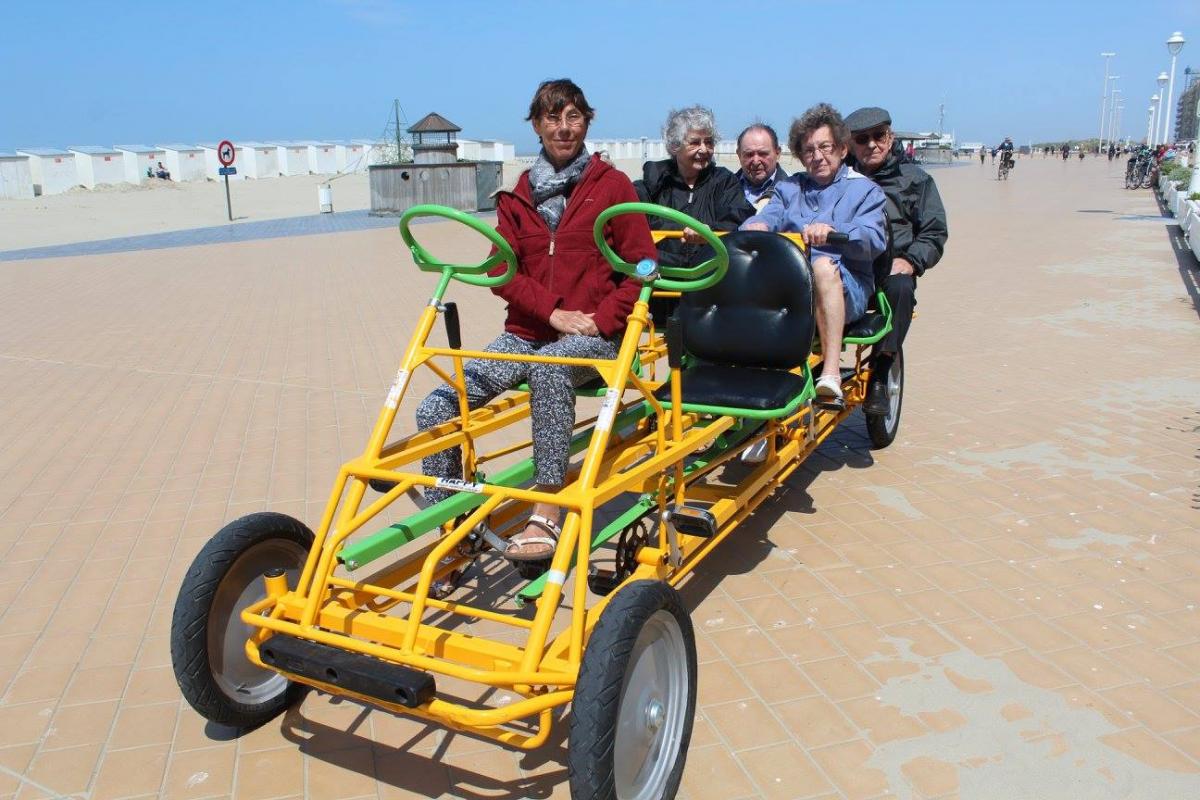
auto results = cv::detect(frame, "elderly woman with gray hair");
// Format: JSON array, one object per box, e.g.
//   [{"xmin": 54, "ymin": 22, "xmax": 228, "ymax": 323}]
[{"xmin": 635, "ymin": 105, "xmax": 755, "ymax": 320}]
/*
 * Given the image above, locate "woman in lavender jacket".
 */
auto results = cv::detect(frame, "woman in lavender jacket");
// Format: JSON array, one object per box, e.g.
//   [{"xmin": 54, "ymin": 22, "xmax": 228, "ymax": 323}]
[{"xmin": 743, "ymin": 102, "xmax": 887, "ymax": 406}]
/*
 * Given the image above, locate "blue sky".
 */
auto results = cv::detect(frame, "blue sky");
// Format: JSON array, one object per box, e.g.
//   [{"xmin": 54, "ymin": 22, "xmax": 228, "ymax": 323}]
[{"xmin": 2, "ymin": 0, "xmax": 1198, "ymax": 153}]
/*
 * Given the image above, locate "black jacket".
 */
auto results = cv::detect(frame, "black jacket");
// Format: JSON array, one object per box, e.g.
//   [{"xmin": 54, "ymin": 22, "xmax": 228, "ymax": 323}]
[
  {"xmin": 634, "ymin": 159, "xmax": 755, "ymax": 268},
  {"xmin": 848, "ymin": 154, "xmax": 948, "ymax": 276}
]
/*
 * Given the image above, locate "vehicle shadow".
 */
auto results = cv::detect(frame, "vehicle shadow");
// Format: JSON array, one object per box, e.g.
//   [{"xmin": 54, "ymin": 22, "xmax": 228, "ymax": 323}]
[{"xmin": 277, "ymin": 694, "xmax": 570, "ymax": 799}]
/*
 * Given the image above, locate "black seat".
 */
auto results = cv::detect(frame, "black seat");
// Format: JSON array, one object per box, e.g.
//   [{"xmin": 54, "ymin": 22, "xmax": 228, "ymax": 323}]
[{"xmin": 653, "ymin": 231, "xmax": 815, "ymax": 417}]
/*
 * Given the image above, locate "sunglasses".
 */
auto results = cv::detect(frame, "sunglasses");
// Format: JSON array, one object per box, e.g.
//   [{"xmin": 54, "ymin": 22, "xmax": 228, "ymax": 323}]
[{"xmin": 853, "ymin": 128, "xmax": 890, "ymax": 146}]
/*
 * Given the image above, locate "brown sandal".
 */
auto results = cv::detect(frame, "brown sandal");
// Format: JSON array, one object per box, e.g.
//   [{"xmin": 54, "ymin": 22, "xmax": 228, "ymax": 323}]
[{"xmin": 504, "ymin": 514, "xmax": 561, "ymax": 562}]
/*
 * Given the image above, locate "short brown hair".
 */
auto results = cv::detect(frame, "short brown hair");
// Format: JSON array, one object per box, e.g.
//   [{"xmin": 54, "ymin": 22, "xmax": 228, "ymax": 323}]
[
  {"xmin": 526, "ymin": 79, "xmax": 596, "ymax": 123},
  {"xmin": 788, "ymin": 102, "xmax": 849, "ymax": 157}
]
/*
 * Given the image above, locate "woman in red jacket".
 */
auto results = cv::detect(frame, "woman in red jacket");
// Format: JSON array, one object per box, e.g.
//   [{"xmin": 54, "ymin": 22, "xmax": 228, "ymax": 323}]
[{"xmin": 416, "ymin": 79, "xmax": 656, "ymax": 562}]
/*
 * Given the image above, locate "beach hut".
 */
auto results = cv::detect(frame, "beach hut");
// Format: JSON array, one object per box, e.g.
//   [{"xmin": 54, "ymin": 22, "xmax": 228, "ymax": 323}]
[
  {"xmin": 332, "ymin": 140, "xmax": 366, "ymax": 173},
  {"xmin": 354, "ymin": 138, "xmax": 392, "ymax": 167},
  {"xmin": 159, "ymin": 144, "xmax": 205, "ymax": 182},
  {"xmin": 238, "ymin": 141, "xmax": 279, "ymax": 179},
  {"xmin": 0, "ymin": 153, "xmax": 35, "ymax": 199},
  {"xmin": 17, "ymin": 147, "xmax": 79, "ymax": 195},
  {"xmin": 69, "ymin": 146, "xmax": 126, "ymax": 188},
  {"xmin": 306, "ymin": 141, "xmax": 337, "ymax": 174},
  {"xmin": 199, "ymin": 142, "xmax": 245, "ymax": 180},
  {"xmin": 273, "ymin": 141, "xmax": 312, "ymax": 176},
  {"xmin": 115, "ymin": 145, "xmax": 164, "ymax": 184}
]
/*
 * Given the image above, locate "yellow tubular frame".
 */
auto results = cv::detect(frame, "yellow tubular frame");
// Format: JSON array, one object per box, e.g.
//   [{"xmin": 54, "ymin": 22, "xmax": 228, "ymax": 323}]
[{"xmin": 237, "ymin": 222, "xmax": 879, "ymax": 749}]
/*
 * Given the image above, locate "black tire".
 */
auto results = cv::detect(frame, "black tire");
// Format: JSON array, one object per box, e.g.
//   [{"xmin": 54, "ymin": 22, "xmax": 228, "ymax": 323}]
[
  {"xmin": 171, "ymin": 512, "xmax": 314, "ymax": 729},
  {"xmin": 568, "ymin": 580, "xmax": 697, "ymax": 800},
  {"xmin": 866, "ymin": 349, "xmax": 904, "ymax": 449}
]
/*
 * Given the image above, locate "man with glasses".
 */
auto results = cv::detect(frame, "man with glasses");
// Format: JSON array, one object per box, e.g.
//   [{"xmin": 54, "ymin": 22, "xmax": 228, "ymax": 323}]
[
  {"xmin": 844, "ymin": 106, "xmax": 948, "ymax": 415},
  {"xmin": 734, "ymin": 123, "xmax": 788, "ymax": 210},
  {"xmin": 742, "ymin": 103, "xmax": 887, "ymax": 408}
]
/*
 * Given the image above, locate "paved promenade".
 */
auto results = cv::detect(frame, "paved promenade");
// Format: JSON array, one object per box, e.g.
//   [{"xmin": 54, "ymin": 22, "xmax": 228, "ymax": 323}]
[{"xmin": 0, "ymin": 156, "xmax": 1197, "ymax": 799}]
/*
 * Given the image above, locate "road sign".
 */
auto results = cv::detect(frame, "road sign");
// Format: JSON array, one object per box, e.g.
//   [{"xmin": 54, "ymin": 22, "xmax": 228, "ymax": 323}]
[
  {"xmin": 217, "ymin": 140, "xmax": 235, "ymax": 167},
  {"xmin": 218, "ymin": 166, "xmax": 237, "ymax": 176}
]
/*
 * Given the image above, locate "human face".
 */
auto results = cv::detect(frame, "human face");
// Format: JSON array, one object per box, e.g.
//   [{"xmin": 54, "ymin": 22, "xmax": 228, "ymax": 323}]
[
  {"xmin": 799, "ymin": 125, "xmax": 846, "ymax": 185},
  {"xmin": 674, "ymin": 129, "xmax": 715, "ymax": 181},
  {"xmin": 849, "ymin": 125, "xmax": 893, "ymax": 174},
  {"xmin": 737, "ymin": 129, "xmax": 780, "ymax": 186},
  {"xmin": 531, "ymin": 103, "xmax": 589, "ymax": 169}
]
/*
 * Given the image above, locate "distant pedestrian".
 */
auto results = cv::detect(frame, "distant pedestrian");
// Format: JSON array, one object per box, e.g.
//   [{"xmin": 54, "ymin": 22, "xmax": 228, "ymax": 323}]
[
  {"xmin": 979, "ymin": 147, "xmax": 986, "ymax": 165},
  {"xmin": 1061, "ymin": 144, "xmax": 1069, "ymax": 160}
]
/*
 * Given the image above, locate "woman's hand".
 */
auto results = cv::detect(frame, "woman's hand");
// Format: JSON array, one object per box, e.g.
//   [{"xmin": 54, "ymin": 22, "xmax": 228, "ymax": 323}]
[
  {"xmin": 802, "ymin": 222, "xmax": 835, "ymax": 246},
  {"xmin": 742, "ymin": 222, "xmax": 769, "ymax": 232},
  {"xmin": 550, "ymin": 309, "xmax": 600, "ymax": 337}
]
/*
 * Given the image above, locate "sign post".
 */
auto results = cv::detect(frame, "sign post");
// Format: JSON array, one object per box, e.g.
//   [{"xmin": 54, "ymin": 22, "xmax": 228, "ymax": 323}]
[{"xmin": 217, "ymin": 140, "xmax": 236, "ymax": 221}]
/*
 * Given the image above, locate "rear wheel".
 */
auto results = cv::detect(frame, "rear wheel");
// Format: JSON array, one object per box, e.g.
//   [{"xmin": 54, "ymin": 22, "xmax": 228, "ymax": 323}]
[
  {"xmin": 171, "ymin": 512, "xmax": 313, "ymax": 729},
  {"xmin": 865, "ymin": 349, "xmax": 904, "ymax": 449},
  {"xmin": 568, "ymin": 580, "xmax": 697, "ymax": 800}
]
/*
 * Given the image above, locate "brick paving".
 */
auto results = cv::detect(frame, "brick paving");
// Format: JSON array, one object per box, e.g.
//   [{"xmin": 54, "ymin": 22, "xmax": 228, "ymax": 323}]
[{"xmin": 0, "ymin": 157, "xmax": 1198, "ymax": 799}]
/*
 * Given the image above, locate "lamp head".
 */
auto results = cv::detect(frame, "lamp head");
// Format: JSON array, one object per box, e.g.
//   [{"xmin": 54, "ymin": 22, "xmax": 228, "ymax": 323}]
[
  {"xmin": 1167, "ymin": 32, "xmax": 1185, "ymax": 56},
  {"xmin": 1157, "ymin": 72, "xmax": 1169, "ymax": 87}
]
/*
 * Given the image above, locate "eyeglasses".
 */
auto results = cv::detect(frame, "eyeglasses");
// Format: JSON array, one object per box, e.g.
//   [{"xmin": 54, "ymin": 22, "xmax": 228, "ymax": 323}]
[
  {"xmin": 800, "ymin": 141, "xmax": 838, "ymax": 158},
  {"xmin": 542, "ymin": 111, "xmax": 586, "ymax": 129},
  {"xmin": 852, "ymin": 128, "xmax": 891, "ymax": 146},
  {"xmin": 684, "ymin": 137, "xmax": 715, "ymax": 150}
]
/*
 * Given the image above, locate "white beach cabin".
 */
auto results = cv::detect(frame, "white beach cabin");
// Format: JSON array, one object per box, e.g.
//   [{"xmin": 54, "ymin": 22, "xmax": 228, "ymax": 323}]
[
  {"xmin": 332, "ymin": 140, "xmax": 366, "ymax": 173},
  {"xmin": 273, "ymin": 141, "xmax": 312, "ymax": 176},
  {"xmin": 69, "ymin": 146, "xmax": 126, "ymax": 188},
  {"xmin": 159, "ymin": 144, "xmax": 206, "ymax": 182},
  {"xmin": 306, "ymin": 141, "xmax": 337, "ymax": 174},
  {"xmin": 199, "ymin": 142, "xmax": 245, "ymax": 180},
  {"xmin": 17, "ymin": 148, "xmax": 79, "ymax": 195},
  {"xmin": 0, "ymin": 153, "xmax": 35, "ymax": 199},
  {"xmin": 115, "ymin": 145, "xmax": 164, "ymax": 184},
  {"xmin": 238, "ymin": 142, "xmax": 279, "ymax": 179},
  {"xmin": 353, "ymin": 139, "xmax": 391, "ymax": 168}
]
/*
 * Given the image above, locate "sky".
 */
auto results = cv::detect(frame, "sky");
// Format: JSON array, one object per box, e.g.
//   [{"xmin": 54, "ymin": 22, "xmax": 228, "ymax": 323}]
[{"xmin": 2, "ymin": 0, "xmax": 1198, "ymax": 154}]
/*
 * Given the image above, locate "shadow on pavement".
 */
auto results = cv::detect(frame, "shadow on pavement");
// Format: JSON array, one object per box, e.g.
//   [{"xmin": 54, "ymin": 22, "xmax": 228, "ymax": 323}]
[{"xmin": 1153, "ymin": 191, "xmax": 1200, "ymax": 322}]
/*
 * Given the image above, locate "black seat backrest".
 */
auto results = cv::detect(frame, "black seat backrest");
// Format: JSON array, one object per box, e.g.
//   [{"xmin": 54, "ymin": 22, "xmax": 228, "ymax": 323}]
[
  {"xmin": 677, "ymin": 230, "xmax": 814, "ymax": 370},
  {"xmin": 872, "ymin": 208, "xmax": 895, "ymax": 289}
]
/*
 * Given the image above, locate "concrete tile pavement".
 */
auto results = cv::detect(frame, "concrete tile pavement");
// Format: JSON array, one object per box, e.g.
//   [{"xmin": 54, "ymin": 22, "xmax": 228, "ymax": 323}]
[{"xmin": 0, "ymin": 156, "xmax": 1197, "ymax": 798}]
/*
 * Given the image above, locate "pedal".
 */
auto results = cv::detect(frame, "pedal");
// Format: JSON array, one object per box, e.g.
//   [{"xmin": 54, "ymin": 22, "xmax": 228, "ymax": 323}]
[
  {"xmin": 587, "ymin": 566, "xmax": 622, "ymax": 596},
  {"xmin": 665, "ymin": 504, "xmax": 718, "ymax": 539}
]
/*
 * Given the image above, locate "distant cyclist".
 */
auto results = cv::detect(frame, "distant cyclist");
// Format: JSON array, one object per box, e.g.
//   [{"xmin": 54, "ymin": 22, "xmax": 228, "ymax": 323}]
[{"xmin": 997, "ymin": 137, "xmax": 1015, "ymax": 170}]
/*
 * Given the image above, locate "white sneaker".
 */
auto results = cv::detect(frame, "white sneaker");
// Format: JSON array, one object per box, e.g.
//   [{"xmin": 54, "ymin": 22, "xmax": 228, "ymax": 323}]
[{"xmin": 815, "ymin": 375, "xmax": 843, "ymax": 401}]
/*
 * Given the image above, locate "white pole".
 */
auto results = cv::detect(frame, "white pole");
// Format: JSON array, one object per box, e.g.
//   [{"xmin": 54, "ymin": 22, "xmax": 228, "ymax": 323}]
[
  {"xmin": 1099, "ymin": 52, "xmax": 1115, "ymax": 155},
  {"xmin": 1162, "ymin": 33, "xmax": 1185, "ymax": 145},
  {"xmin": 1146, "ymin": 106, "xmax": 1155, "ymax": 145},
  {"xmin": 1151, "ymin": 94, "xmax": 1161, "ymax": 146},
  {"xmin": 1109, "ymin": 90, "xmax": 1122, "ymax": 152}
]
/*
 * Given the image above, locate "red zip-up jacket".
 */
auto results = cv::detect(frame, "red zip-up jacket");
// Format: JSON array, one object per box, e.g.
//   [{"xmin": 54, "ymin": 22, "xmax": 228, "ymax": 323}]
[{"xmin": 490, "ymin": 155, "xmax": 657, "ymax": 341}]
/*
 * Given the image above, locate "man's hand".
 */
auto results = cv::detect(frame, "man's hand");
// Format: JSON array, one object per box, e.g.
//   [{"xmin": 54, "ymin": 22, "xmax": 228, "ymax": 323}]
[
  {"xmin": 802, "ymin": 222, "xmax": 835, "ymax": 246},
  {"xmin": 742, "ymin": 222, "xmax": 769, "ymax": 232},
  {"xmin": 890, "ymin": 257, "xmax": 915, "ymax": 276},
  {"xmin": 549, "ymin": 309, "xmax": 599, "ymax": 337},
  {"xmin": 681, "ymin": 227, "xmax": 705, "ymax": 244}
]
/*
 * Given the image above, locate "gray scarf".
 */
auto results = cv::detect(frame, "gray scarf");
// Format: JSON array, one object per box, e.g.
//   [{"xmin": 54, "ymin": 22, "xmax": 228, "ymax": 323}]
[{"xmin": 528, "ymin": 147, "xmax": 591, "ymax": 231}]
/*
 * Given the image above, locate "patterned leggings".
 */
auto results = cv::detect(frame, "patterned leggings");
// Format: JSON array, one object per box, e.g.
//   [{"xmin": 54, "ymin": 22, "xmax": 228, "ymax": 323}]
[{"xmin": 416, "ymin": 331, "xmax": 618, "ymax": 505}]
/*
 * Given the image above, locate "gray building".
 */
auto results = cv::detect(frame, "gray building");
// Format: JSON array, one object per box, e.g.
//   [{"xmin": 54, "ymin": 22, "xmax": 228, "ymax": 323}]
[{"xmin": 1176, "ymin": 68, "xmax": 1199, "ymax": 142}]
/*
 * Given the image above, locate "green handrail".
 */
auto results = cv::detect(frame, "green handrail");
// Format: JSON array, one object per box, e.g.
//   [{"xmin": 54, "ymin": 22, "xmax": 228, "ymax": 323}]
[
  {"xmin": 592, "ymin": 202, "xmax": 729, "ymax": 292},
  {"xmin": 398, "ymin": 204, "xmax": 518, "ymax": 288}
]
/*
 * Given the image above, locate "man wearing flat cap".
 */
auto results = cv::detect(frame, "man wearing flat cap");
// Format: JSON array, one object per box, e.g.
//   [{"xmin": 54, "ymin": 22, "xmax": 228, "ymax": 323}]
[{"xmin": 844, "ymin": 106, "xmax": 948, "ymax": 414}]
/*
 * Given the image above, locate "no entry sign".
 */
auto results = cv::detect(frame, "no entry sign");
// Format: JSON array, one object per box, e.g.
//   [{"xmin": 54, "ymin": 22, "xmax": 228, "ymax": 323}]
[{"xmin": 217, "ymin": 140, "xmax": 235, "ymax": 167}]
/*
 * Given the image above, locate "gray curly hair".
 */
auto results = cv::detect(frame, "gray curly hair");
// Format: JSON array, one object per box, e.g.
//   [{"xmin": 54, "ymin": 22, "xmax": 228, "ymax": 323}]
[
  {"xmin": 663, "ymin": 105, "xmax": 718, "ymax": 154},
  {"xmin": 787, "ymin": 102, "xmax": 849, "ymax": 157}
]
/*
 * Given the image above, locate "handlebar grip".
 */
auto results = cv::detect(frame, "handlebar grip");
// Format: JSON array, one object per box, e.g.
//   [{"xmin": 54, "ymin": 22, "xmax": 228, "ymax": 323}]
[{"xmin": 825, "ymin": 232, "xmax": 851, "ymax": 245}]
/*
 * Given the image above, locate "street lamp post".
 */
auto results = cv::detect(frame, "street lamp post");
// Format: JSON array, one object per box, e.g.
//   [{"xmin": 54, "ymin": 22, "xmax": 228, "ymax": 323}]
[
  {"xmin": 1109, "ymin": 89, "xmax": 1122, "ymax": 152},
  {"xmin": 1103, "ymin": 76, "xmax": 1120, "ymax": 151},
  {"xmin": 1099, "ymin": 52, "xmax": 1116, "ymax": 155},
  {"xmin": 1151, "ymin": 94, "xmax": 1161, "ymax": 146},
  {"xmin": 1162, "ymin": 32, "xmax": 1186, "ymax": 145},
  {"xmin": 1155, "ymin": 72, "xmax": 1169, "ymax": 145},
  {"xmin": 1146, "ymin": 106, "xmax": 1155, "ymax": 146}
]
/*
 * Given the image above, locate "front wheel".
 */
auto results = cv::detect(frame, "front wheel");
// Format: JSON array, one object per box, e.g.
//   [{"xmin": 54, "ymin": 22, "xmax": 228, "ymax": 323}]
[
  {"xmin": 866, "ymin": 349, "xmax": 904, "ymax": 449},
  {"xmin": 568, "ymin": 580, "xmax": 697, "ymax": 800},
  {"xmin": 170, "ymin": 512, "xmax": 314, "ymax": 729}
]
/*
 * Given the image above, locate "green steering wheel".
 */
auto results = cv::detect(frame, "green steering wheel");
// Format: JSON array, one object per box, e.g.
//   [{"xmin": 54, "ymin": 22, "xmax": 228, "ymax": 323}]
[
  {"xmin": 593, "ymin": 202, "xmax": 729, "ymax": 292},
  {"xmin": 398, "ymin": 204, "xmax": 518, "ymax": 288}
]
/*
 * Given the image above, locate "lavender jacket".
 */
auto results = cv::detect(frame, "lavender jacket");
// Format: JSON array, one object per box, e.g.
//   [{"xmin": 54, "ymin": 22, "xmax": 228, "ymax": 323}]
[{"xmin": 741, "ymin": 163, "xmax": 888, "ymax": 297}]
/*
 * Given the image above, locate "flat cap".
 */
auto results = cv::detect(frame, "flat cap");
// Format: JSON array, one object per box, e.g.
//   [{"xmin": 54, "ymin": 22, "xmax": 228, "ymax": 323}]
[{"xmin": 844, "ymin": 107, "xmax": 891, "ymax": 133}]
